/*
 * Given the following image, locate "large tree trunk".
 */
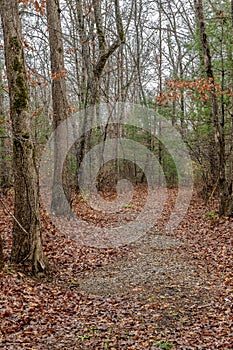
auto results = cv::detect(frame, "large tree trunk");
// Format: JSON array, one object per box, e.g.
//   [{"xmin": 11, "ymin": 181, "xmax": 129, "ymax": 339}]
[
  {"xmin": 194, "ymin": 0, "xmax": 232, "ymax": 216},
  {"xmin": 0, "ymin": 0, "xmax": 47, "ymax": 274},
  {"xmin": 46, "ymin": 0, "xmax": 72, "ymax": 216}
]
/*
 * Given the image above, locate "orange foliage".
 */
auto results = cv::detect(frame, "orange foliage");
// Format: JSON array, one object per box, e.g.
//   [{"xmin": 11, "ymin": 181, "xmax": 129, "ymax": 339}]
[
  {"xmin": 67, "ymin": 106, "xmax": 78, "ymax": 113},
  {"xmin": 51, "ymin": 70, "xmax": 67, "ymax": 80},
  {"xmin": 66, "ymin": 48, "xmax": 78, "ymax": 55},
  {"xmin": 156, "ymin": 78, "xmax": 233, "ymax": 106},
  {"xmin": 18, "ymin": 0, "xmax": 46, "ymax": 15},
  {"xmin": 23, "ymin": 40, "xmax": 35, "ymax": 51},
  {"xmin": 27, "ymin": 68, "xmax": 48, "ymax": 87},
  {"xmin": 33, "ymin": 109, "xmax": 43, "ymax": 117}
]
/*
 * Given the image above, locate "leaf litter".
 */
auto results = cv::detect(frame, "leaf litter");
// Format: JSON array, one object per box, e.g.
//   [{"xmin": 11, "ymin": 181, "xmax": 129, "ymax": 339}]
[{"xmin": 0, "ymin": 187, "xmax": 232, "ymax": 349}]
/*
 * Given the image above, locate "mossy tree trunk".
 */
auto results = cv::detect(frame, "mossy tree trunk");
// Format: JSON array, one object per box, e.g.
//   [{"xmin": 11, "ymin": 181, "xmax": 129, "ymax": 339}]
[
  {"xmin": 194, "ymin": 0, "xmax": 233, "ymax": 216},
  {"xmin": 0, "ymin": 0, "xmax": 47, "ymax": 274}
]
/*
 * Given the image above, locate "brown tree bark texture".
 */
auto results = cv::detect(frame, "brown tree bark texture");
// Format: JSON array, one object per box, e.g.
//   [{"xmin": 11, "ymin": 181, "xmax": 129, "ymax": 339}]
[
  {"xmin": 0, "ymin": 0, "xmax": 47, "ymax": 274},
  {"xmin": 46, "ymin": 0, "xmax": 72, "ymax": 216},
  {"xmin": 194, "ymin": 0, "xmax": 233, "ymax": 216}
]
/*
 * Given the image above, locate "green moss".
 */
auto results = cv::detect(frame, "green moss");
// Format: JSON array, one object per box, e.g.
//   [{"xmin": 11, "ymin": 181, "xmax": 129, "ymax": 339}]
[
  {"xmin": 9, "ymin": 37, "xmax": 21, "ymax": 51},
  {"xmin": 13, "ymin": 75, "xmax": 29, "ymax": 113},
  {"xmin": 13, "ymin": 139, "xmax": 21, "ymax": 150},
  {"xmin": 13, "ymin": 57, "xmax": 21, "ymax": 72},
  {"xmin": 22, "ymin": 133, "xmax": 30, "ymax": 139},
  {"xmin": 9, "ymin": 37, "xmax": 29, "ymax": 114}
]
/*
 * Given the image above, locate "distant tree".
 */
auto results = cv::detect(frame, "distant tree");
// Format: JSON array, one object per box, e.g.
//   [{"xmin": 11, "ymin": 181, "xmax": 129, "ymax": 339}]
[
  {"xmin": 76, "ymin": 0, "xmax": 125, "ymax": 106},
  {"xmin": 46, "ymin": 0, "xmax": 72, "ymax": 216}
]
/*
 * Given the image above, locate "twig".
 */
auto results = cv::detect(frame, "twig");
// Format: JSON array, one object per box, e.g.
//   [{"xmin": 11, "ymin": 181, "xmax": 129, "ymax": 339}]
[
  {"xmin": 0, "ymin": 192, "xmax": 31, "ymax": 263},
  {"xmin": 0, "ymin": 192, "xmax": 29, "ymax": 236},
  {"xmin": 206, "ymin": 177, "xmax": 219, "ymax": 207}
]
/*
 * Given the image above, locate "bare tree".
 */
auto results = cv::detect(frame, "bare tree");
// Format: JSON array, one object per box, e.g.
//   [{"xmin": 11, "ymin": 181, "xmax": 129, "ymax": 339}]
[
  {"xmin": 46, "ymin": 0, "xmax": 72, "ymax": 216},
  {"xmin": 74, "ymin": 0, "xmax": 125, "ymax": 105}
]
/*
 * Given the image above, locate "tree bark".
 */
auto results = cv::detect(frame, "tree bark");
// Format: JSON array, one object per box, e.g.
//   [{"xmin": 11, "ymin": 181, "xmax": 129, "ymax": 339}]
[
  {"xmin": 0, "ymin": 233, "xmax": 3, "ymax": 271},
  {"xmin": 0, "ymin": 60, "xmax": 12, "ymax": 189},
  {"xmin": 194, "ymin": 0, "xmax": 232, "ymax": 216},
  {"xmin": 46, "ymin": 0, "xmax": 72, "ymax": 216},
  {"xmin": 74, "ymin": 0, "xmax": 125, "ymax": 185},
  {"xmin": 0, "ymin": 0, "xmax": 47, "ymax": 274},
  {"xmin": 76, "ymin": 0, "xmax": 125, "ymax": 106}
]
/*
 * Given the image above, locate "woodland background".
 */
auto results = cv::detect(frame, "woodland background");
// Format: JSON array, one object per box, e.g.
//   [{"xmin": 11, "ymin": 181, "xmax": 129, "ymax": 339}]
[{"xmin": 0, "ymin": 0, "xmax": 232, "ymax": 349}]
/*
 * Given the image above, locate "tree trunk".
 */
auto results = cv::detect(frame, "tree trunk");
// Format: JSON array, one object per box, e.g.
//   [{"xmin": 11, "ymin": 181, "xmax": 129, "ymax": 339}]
[
  {"xmin": 46, "ymin": 0, "xmax": 72, "ymax": 216},
  {"xmin": 0, "ymin": 60, "xmax": 12, "ymax": 189},
  {"xmin": 74, "ymin": 0, "xmax": 125, "ymax": 183},
  {"xmin": 0, "ymin": 233, "xmax": 3, "ymax": 271},
  {"xmin": 0, "ymin": 0, "xmax": 47, "ymax": 274},
  {"xmin": 194, "ymin": 0, "xmax": 232, "ymax": 216}
]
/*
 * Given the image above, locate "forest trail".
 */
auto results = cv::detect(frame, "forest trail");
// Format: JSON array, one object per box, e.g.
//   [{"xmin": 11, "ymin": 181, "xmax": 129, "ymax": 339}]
[
  {"xmin": 1, "ymin": 189, "xmax": 232, "ymax": 349},
  {"xmin": 78, "ymin": 230, "xmax": 207, "ymax": 300}
]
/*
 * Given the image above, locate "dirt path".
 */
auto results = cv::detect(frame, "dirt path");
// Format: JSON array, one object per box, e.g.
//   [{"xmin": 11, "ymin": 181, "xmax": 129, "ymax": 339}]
[
  {"xmin": 78, "ymin": 229, "xmax": 209, "ymax": 302},
  {"xmin": 1, "ymin": 189, "xmax": 232, "ymax": 349}
]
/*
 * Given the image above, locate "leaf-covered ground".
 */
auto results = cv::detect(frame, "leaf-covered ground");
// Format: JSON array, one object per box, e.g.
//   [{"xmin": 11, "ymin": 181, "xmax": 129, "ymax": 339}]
[{"xmin": 0, "ymin": 187, "xmax": 232, "ymax": 349}]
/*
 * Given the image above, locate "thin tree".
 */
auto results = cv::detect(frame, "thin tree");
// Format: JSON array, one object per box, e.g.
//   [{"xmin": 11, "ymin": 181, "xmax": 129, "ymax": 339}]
[
  {"xmin": 46, "ymin": 0, "xmax": 72, "ymax": 216},
  {"xmin": 0, "ymin": 59, "xmax": 5, "ymax": 271},
  {"xmin": 0, "ymin": 0, "xmax": 47, "ymax": 274},
  {"xmin": 0, "ymin": 57, "xmax": 12, "ymax": 189},
  {"xmin": 0, "ymin": 232, "xmax": 3, "ymax": 270}
]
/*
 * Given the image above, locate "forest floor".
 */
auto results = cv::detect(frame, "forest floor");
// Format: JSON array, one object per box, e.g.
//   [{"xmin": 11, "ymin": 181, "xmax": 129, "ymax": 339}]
[{"xmin": 0, "ymin": 187, "xmax": 232, "ymax": 349}]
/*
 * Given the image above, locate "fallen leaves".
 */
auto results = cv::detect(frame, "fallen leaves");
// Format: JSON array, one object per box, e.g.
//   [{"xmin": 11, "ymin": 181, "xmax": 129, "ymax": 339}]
[{"xmin": 0, "ymin": 187, "xmax": 232, "ymax": 349}]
